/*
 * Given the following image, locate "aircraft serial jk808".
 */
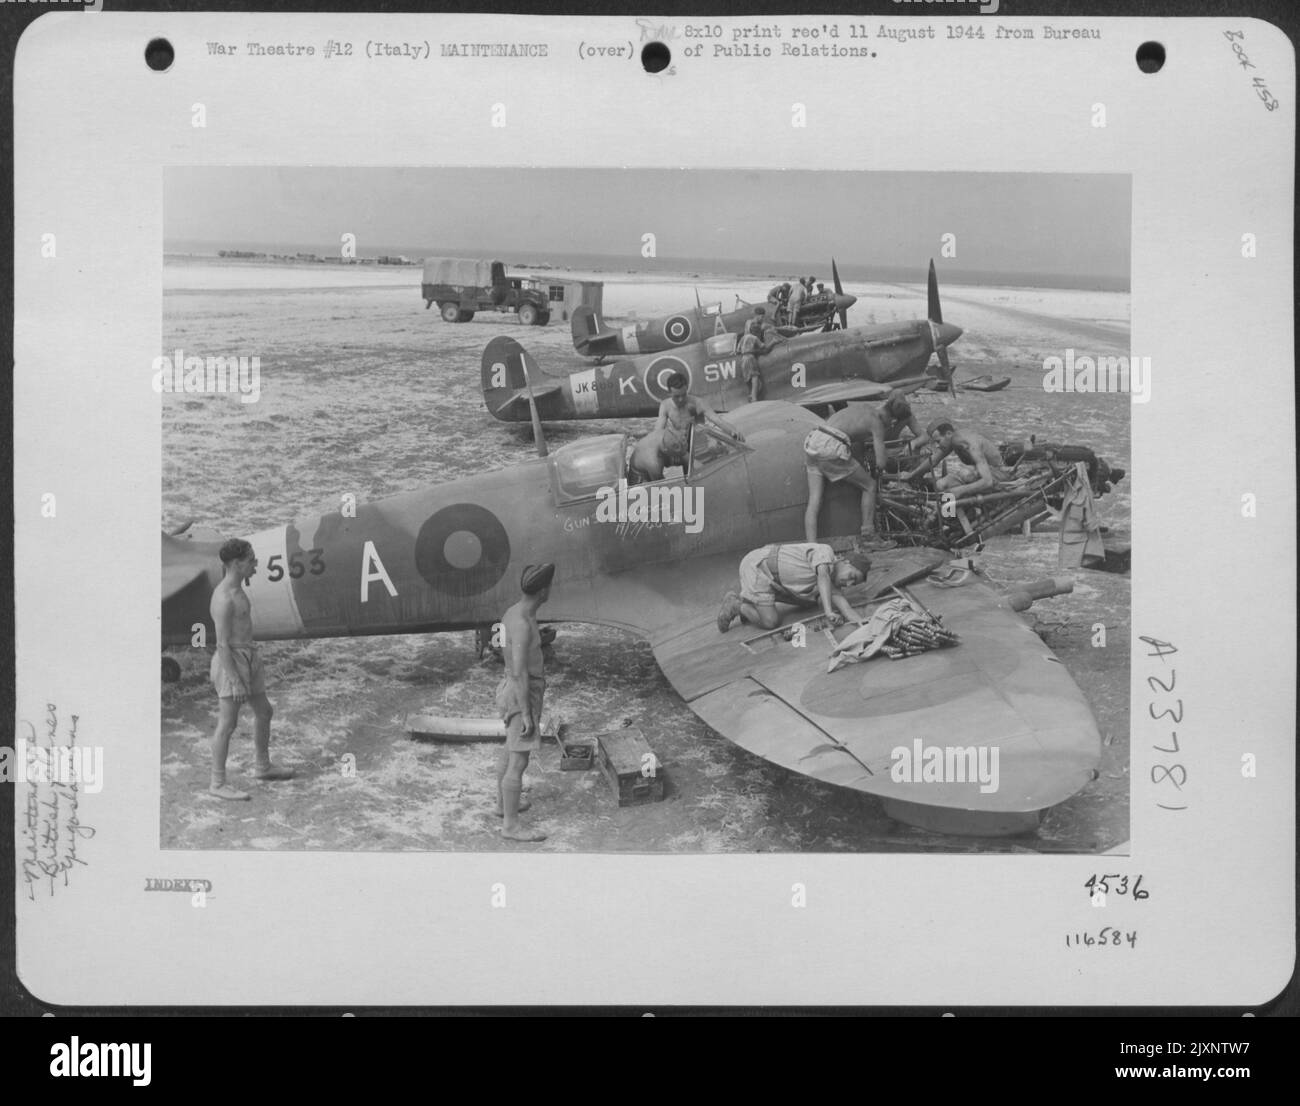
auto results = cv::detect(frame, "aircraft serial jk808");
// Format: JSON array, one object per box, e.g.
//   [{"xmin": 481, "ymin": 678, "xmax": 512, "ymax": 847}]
[
  {"xmin": 485, "ymin": 261, "xmax": 962, "ymax": 422},
  {"xmin": 162, "ymin": 401, "xmax": 1101, "ymax": 838},
  {"xmin": 570, "ymin": 259, "xmax": 857, "ymax": 359}
]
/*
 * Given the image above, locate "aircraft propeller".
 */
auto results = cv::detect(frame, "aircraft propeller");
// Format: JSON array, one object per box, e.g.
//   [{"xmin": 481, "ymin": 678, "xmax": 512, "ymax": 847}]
[
  {"xmin": 926, "ymin": 259, "xmax": 961, "ymax": 395},
  {"xmin": 831, "ymin": 257, "xmax": 852, "ymax": 330}
]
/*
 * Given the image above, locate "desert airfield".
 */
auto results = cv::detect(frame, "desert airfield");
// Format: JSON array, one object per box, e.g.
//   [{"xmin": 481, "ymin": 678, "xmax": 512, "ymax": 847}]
[{"xmin": 161, "ymin": 257, "xmax": 1131, "ymax": 853}]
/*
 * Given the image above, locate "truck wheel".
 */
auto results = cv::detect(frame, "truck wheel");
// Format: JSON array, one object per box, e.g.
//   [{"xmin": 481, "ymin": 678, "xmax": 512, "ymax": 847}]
[
  {"xmin": 459, "ymin": 310, "xmax": 475, "ymax": 322},
  {"xmin": 536, "ymin": 311, "xmax": 551, "ymax": 326},
  {"xmin": 440, "ymin": 302, "xmax": 461, "ymax": 323},
  {"xmin": 517, "ymin": 303, "xmax": 538, "ymax": 326}
]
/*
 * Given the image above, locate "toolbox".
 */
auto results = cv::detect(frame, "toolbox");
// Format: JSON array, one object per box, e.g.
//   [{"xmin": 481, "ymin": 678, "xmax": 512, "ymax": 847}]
[
  {"xmin": 558, "ymin": 728, "xmax": 596, "ymax": 771},
  {"xmin": 596, "ymin": 728, "xmax": 665, "ymax": 806}
]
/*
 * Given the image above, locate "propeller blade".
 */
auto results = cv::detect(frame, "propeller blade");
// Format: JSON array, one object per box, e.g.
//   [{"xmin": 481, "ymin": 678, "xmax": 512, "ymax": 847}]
[
  {"xmin": 927, "ymin": 258, "xmax": 942, "ymax": 324},
  {"xmin": 832, "ymin": 257, "xmax": 849, "ymax": 329}
]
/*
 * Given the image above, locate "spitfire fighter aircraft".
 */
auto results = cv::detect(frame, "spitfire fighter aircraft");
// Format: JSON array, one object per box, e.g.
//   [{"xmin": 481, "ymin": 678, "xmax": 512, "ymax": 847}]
[
  {"xmin": 570, "ymin": 260, "xmax": 857, "ymax": 359},
  {"xmin": 487, "ymin": 261, "xmax": 961, "ymax": 422},
  {"xmin": 163, "ymin": 400, "xmax": 1101, "ymax": 837}
]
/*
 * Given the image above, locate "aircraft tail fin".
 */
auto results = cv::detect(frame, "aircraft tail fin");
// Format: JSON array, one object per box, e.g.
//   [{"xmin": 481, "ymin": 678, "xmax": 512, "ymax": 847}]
[
  {"xmin": 570, "ymin": 305, "xmax": 618, "ymax": 357},
  {"xmin": 161, "ymin": 529, "xmax": 223, "ymax": 644},
  {"xmin": 481, "ymin": 336, "xmax": 560, "ymax": 421}
]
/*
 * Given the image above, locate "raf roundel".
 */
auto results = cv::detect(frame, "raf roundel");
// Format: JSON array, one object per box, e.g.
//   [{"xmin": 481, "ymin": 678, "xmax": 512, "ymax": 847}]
[
  {"xmin": 644, "ymin": 355, "xmax": 692, "ymax": 402},
  {"xmin": 663, "ymin": 315, "xmax": 693, "ymax": 345},
  {"xmin": 414, "ymin": 503, "xmax": 511, "ymax": 596}
]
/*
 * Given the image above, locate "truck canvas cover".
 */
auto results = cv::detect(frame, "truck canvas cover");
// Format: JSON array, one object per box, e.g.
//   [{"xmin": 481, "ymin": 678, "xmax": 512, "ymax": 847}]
[{"xmin": 422, "ymin": 258, "xmax": 498, "ymax": 287}]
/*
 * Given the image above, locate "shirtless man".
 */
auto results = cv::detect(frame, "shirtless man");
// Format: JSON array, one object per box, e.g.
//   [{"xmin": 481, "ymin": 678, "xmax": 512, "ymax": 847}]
[
  {"xmin": 786, "ymin": 278, "xmax": 807, "ymax": 329},
  {"xmin": 717, "ymin": 544, "xmax": 871, "ymax": 633},
  {"xmin": 898, "ymin": 419, "xmax": 1013, "ymax": 499},
  {"xmin": 208, "ymin": 538, "xmax": 294, "ymax": 801},
  {"xmin": 629, "ymin": 372, "xmax": 744, "ymax": 482},
  {"xmin": 495, "ymin": 563, "xmax": 555, "ymax": 842},
  {"xmin": 878, "ymin": 390, "xmax": 926, "ymax": 455},
  {"xmin": 802, "ymin": 403, "xmax": 897, "ymax": 550},
  {"xmin": 740, "ymin": 315, "xmax": 773, "ymax": 403}
]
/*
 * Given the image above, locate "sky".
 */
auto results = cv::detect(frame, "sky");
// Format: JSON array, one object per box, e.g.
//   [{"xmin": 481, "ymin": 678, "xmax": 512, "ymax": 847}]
[{"xmin": 164, "ymin": 167, "xmax": 1130, "ymax": 282}]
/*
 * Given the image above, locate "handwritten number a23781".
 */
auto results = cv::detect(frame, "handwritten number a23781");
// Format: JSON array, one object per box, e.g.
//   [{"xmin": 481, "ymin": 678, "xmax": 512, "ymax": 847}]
[{"xmin": 1142, "ymin": 637, "xmax": 1186, "ymax": 811}]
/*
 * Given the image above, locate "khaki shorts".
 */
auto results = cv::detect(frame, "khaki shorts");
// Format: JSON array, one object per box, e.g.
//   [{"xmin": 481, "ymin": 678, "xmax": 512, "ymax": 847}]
[
  {"xmin": 497, "ymin": 675, "xmax": 545, "ymax": 753},
  {"xmin": 211, "ymin": 645, "xmax": 266, "ymax": 702},
  {"xmin": 803, "ymin": 428, "xmax": 859, "ymax": 482},
  {"xmin": 738, "ymin": 548, "xmax": 802, "ymax": 608}
]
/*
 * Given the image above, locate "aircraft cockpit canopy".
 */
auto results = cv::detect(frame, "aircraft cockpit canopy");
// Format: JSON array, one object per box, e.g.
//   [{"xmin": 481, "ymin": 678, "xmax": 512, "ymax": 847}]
[
  {"xmin": 549, "ymin": 434, "xmax": 626, "ymax": 504},
  {"xmin": 705, "ymin": 333, "xmax": 739, "ymax": 357}
]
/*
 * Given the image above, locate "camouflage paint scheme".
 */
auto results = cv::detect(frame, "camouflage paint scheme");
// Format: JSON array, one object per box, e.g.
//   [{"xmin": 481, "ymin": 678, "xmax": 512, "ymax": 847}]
[
  {"xmin": 162, "ymin": 402, "xmax": 1099, "ymax": 835},
  {"xmin": 569, "ymin": 290, "xmax": 855, "ymax": 358},
  {"xmin": 485, "ymin": 313, "xmax": 962, "ymax": 421}
]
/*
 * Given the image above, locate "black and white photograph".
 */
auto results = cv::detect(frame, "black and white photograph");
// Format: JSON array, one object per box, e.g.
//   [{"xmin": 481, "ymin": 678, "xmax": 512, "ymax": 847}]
[
  {"xmin": 159, "ymin": 167, "xmax": 1133, "ymax": 852},
  {"xmin": 8, "ymin": 7, "xmax": 1294, "ymax": 1015}
]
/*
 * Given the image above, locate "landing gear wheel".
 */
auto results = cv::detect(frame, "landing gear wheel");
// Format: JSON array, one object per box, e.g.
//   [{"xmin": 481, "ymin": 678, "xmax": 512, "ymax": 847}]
[
  {"xmin": 162, "ymin": 656, "xmax": 181, "ymax": 683},
  {"xmin": 458, "ymin": 310, "xmax": 475, "ymax": 322},
  {"xmin": 517, "ymin": 303, "xmax": 539, "ymax": 326},
  {"xmin": 440, "ymin": 302, "xmax": 461, "ymax": 323}
]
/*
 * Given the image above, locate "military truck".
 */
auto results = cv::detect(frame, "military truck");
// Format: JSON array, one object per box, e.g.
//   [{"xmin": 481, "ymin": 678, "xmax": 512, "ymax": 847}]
[{"xmin": 421, "ymin": 258, "xmax": 551, "ymax": 325}]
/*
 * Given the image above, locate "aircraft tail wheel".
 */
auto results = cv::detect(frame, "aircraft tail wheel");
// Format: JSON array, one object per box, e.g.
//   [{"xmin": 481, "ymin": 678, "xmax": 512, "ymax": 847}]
[{"xmin": 162, "ymin": 656, "xmax": 181, "ymax": 683}]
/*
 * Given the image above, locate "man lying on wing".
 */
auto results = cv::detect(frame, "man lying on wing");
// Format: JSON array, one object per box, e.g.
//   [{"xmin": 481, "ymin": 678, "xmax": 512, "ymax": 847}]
[
  {"xmin": 895, "ymin": 418, "xmax": 1013, "ymax": 499},
  {"xmin": 716, "ymin": 543, "xmax": 872, "ymax": 633}
]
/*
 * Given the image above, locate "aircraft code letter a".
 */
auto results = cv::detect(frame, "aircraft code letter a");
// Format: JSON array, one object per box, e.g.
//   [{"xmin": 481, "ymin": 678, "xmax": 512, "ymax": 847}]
[{"xmin": 360, "ymin": 540, "xmax": 398, "ymax": 602}]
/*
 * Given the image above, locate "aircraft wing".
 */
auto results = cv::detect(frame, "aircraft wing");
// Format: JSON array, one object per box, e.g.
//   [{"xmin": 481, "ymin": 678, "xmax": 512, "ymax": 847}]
[
  {"xmin": 620, "ymin": 548, "xmax": 1100, "ymax": 826},
  {"xmin": 790, "ymin": 380, "xmax": 898, "ymax": 406}
]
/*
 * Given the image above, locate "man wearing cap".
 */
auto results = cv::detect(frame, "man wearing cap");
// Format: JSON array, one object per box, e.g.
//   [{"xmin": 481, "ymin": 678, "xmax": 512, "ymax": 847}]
[
  {"xmin": 716, "ymin": 544, "xmax": 871, "ymax": 633},
  {"xmin": 802, "ymin": 404, "xmax": 898, "ymax": 550},
  {"xmin": 898, "ymin": 419, "xmax": 1013, "ymax": 499},
  {"xmin": 494, "ymin": 562, "xmax": 555, "ymax": 842}
]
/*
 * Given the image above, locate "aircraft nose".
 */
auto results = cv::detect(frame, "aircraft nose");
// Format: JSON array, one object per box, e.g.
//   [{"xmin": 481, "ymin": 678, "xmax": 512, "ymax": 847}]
[
  {"xmin": 834, "ymin": 292, "xmax": 857, "ymax": 313},
  {"xmin": 935, "ymin": 321, "xmax": 962, "ymax": 348}
]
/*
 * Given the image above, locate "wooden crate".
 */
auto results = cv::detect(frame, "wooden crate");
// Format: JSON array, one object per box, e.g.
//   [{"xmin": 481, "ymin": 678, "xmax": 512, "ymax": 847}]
[{"xmin": 596, "ymin": 728, "xmax": 665, "ymax": 807}]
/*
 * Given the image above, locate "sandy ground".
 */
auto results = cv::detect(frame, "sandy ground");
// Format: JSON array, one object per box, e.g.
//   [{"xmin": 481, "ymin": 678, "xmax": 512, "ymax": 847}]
[{"xmin": 161, "ymin": 259, "xmax": 1130, "ymax": 853}]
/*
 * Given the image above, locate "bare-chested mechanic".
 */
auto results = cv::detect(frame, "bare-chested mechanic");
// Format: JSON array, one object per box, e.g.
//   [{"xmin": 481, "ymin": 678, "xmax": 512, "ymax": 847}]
[
  {"xmin": 628, "ymin": 372, "xmax": 744, "ymax": 482},
  {"xmin": 897, "ymin": 419, "xmax": 1013, "ymax": 499},
  {"xmin": 802, "ymin": 402, "xmax": 897, "ymax": 550},
  {"xmin": 207, "ymin": 538, "xmax": 294, "ymax": 801},
  {"xmin": 494, "ymin": 562, "xmax": 556, "ymax": 843}
]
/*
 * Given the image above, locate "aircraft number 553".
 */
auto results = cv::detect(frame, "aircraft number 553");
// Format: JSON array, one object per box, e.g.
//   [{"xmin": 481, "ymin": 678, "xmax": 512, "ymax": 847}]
[{"xmin": 267, "ymin": 549, "xmax": 326, "ymax": 581}]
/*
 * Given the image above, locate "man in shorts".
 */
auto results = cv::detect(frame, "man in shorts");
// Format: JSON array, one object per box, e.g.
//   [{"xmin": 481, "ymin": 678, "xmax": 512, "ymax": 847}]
[
  {"xmin": 717, "ymin": 543, "xmax": 871, "ymax": 633},
  {"xmin": 740, "ymin": 314, "xmax": 774, "ymax": 403},
  {"xmin": 802, "ymin": 403, "xmax": 898, "ymax": 550},
  {"xmin": 629, "ymin": 372, "xmax": 744, "ymax": 482},
  {"xmin": 208, "ymin": 538, "xmax": 294, "ymax": 801},
  {"xmin": 494, "ymin": 562, "xmax": 555, "ymax": 842}
]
